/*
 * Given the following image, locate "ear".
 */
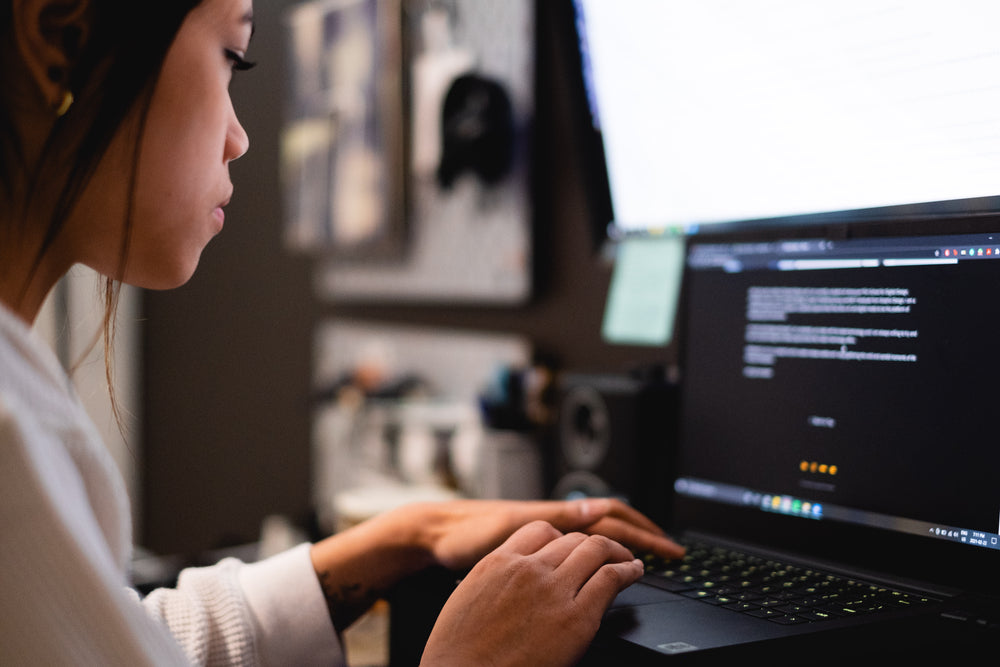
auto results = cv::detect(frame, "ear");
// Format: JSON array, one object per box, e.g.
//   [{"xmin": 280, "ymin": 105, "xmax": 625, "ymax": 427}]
[{"xmin": 12, "ymin": 0, "xmax": 92, "ymax": 111}]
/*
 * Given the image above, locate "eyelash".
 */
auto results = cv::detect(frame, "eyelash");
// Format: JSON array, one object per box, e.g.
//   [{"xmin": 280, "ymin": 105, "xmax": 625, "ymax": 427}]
[{"xmin": 225, "ymin": 49, "xmax": 256, "ymax": 72}]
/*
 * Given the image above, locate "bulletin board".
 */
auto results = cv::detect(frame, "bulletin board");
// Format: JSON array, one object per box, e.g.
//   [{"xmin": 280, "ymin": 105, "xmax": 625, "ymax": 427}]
[{"xmin": 282, "ymin": 0, "xmax": 535, "ymax": 305}]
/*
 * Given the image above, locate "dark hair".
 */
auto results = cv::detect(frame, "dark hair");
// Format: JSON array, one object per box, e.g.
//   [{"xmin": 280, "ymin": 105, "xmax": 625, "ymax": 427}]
[
  {"xmin": 3, "ymin": 0, "xmax": 203, "ymax": 261},
  {"xmin": 1, "ymin": 0, "xmax": 204, "ymax": 429}
]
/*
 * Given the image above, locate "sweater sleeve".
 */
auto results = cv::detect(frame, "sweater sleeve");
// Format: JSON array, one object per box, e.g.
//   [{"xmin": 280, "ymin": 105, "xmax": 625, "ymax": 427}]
[
  {"xmin": 0, "ymin": 386, "xmax": 345, "ymax": 667},
  {"xmin": 239, "ymin": 544, "xmax": 346, "ymax": 667},
  {"xmin": 140, "ymin": 546, "xmax": 345, "ymax": 667}
]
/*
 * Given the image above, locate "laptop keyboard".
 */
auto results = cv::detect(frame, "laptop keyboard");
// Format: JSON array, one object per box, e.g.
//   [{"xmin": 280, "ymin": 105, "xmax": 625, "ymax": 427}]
[{"xmin": 641, "ymin": 540, "xmax": 939, "ymax": 625}]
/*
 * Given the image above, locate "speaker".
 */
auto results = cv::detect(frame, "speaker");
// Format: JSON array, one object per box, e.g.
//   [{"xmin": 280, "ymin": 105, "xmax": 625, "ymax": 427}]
[{"xmin": 548, "ymin": 371, "xmax": 678, "ymax": 526}]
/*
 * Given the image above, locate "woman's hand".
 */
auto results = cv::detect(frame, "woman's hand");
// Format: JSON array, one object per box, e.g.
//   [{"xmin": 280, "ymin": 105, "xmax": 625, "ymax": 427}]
[
  {"xmin": 409, "ymin": 497, "xmax": 684, "ymax": 571},
  {"xmin": 420, "ymin": 520, "xmax": 645, "ymax": 667}
]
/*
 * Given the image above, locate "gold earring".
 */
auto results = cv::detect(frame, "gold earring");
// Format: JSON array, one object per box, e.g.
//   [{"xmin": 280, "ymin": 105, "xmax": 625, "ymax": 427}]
[
  {"xmin": 47, "ymin": 66, "xmax": 74, "ymax": 117},
  {"xmin": 55, "ymin": 90, "xmax": 74, "ymax": 117}
]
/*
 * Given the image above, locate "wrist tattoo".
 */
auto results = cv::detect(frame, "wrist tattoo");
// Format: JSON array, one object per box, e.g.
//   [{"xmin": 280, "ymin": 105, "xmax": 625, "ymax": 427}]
[{"xmin": 317, "ymin": 570, "xmax": 380, "ymax": 631}]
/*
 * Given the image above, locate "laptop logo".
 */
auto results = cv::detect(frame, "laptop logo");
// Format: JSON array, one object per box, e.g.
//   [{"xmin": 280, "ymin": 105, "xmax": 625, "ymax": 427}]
[{"xmin": 656, "ymin": 641, "xmax": 699, "ymax": 654}]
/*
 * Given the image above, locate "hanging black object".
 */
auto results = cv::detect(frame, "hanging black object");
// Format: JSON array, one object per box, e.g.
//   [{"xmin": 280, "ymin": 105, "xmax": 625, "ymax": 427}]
[{"xmin": 437, "ymin": 73, "xmax": 515, "ymax": 189}]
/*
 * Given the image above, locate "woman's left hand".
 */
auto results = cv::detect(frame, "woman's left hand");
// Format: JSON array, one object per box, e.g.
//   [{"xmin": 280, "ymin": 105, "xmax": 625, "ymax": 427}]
[{"xmin": 402, "ymin": 497, "xmax": 685, "ymax": 571}]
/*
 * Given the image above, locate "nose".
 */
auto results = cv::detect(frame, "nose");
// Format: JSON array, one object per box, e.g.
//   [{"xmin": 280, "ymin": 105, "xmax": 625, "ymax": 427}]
[{"xmin": 225, "ymin": 107, "xmax": 250, "ymax": 163}]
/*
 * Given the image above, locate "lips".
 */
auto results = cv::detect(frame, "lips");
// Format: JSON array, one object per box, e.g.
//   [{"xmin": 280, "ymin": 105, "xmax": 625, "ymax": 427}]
[{"xmin": 213, "ymin": 191, "xmax": 232, "ymax": 227}]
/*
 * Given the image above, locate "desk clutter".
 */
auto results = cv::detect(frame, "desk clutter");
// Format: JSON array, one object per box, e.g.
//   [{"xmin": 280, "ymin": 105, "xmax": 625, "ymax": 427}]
[
  {"xmin": 313, "ymin": 398, "xmax": 546, "ymax": 532},
  {"xmin": 309, "ymin": 320, "xmax": 547, "ymax": 533}
]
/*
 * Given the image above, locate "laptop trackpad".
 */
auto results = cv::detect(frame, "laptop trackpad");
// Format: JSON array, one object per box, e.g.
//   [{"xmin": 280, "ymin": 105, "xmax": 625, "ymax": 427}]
[
  {"xmin": 603, "ymin": 594, "xmax": 789, "ymax": 654},
  {"xmin": 609, "ymin": 581, "xmax": 686, "ymax": 608}
]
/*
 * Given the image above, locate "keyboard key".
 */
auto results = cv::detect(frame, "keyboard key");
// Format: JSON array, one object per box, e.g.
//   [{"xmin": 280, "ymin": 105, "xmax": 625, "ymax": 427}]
[{"xmin": 768, "ymin": 614, "xmax": 810, "ymax": 625}]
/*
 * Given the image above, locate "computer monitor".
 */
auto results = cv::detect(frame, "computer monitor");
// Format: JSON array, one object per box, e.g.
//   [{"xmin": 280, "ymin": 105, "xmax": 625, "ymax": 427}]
[{"xmin": 573, "ymin": 1, "xmax": 1000, "ymax": 239}]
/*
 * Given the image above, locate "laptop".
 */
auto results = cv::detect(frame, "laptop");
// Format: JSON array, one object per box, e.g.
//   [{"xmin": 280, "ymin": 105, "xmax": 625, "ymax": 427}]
[{"xmin": 591, "ymin": 228, "xmax": 1000, "ymax": 663}]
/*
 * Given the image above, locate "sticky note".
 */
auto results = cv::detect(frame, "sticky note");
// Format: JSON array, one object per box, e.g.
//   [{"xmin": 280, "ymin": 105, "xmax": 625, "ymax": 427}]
[{"xmin": 601, "ymin": 235, "xmax": 684, "ymax": 346}]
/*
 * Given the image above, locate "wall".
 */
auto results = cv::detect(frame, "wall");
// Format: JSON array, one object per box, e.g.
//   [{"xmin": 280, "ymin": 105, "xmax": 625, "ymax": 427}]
[{"xmin": 140, "ymin": 0, "xmax": 672, "ymax": 556}]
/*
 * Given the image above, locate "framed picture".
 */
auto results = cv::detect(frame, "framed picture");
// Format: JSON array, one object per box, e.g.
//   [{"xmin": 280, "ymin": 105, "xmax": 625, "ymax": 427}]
[{"xmin": 282, "ymin": 0, "xmax": 406, "ymax": 260}]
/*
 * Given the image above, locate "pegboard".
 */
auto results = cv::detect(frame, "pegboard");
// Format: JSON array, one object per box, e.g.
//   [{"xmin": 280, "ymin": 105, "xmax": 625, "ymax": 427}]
[{"xmin": 298, "ymin": 0, "xmax": 535, "ymax": 304}]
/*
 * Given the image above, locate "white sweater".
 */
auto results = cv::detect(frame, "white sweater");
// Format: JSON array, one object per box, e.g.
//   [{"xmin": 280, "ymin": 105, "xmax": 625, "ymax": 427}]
[{"xmin": 0, "ymin": 302, "xmax": 344, "ymax": 666}]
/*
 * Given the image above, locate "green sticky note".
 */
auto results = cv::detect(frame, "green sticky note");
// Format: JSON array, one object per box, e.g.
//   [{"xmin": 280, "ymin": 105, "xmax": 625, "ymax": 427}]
[{"xmin": 601, "ymin": 235, "xmax": 684, "ymax": 346}]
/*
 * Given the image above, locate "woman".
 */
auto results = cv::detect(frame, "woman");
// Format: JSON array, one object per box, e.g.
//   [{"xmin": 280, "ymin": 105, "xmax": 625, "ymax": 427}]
[{"xmin": 0, "ymin": 0, "xmax": 683, "ymax": 664}]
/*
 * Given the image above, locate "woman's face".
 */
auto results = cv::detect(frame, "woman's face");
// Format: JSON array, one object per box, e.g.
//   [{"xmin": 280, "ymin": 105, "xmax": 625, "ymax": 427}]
[{"xmin": 70, "ymin": 0, "xmax": 254, "ymax": 289}]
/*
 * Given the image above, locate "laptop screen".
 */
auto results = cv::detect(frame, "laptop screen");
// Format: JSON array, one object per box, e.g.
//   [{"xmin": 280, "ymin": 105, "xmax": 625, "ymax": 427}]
[{"xmin": 675, "ymin": 229, "xmax": 1000, "ymax": 555}]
